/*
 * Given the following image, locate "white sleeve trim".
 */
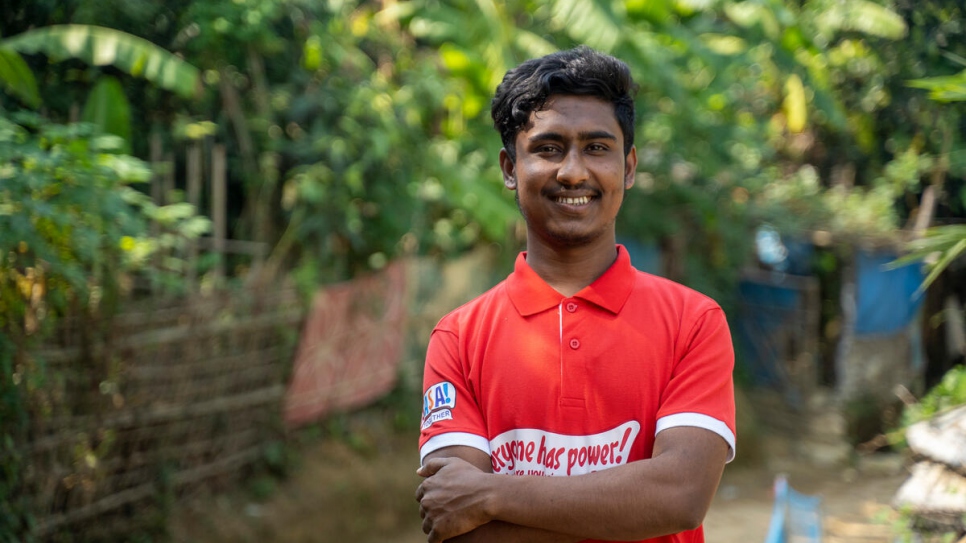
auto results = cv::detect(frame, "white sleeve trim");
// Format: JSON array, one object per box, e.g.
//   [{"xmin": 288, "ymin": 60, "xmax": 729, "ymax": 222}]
[
  {"xmin": 656, "ymin": 412, "xmax": 736, "ymax": 463},
  {"xmin": 420, "ymin": 432, "xmax": 491, "ymax": 465}
]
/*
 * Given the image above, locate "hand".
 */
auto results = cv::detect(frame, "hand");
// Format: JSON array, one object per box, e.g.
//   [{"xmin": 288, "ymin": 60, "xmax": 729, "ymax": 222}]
[{"xmin": 415, "ymin": 457, "xmax": 493, "ymax": 543}]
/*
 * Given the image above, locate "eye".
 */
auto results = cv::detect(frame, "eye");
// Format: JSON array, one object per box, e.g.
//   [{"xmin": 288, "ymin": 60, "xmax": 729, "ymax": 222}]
[
  {"xmin": 535, "ymin": 144, "xmax": 560, "ymax": 154},
  {"xmin": 587, "ymin": 143, "xmax": 609, "ymax": 152}
]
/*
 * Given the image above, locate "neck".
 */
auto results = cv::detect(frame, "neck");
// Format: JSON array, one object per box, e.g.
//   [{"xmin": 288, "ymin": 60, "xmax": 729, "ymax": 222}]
[{"xmin": 524, "ymin": 236, "xmax": 619, "ymax": 297}]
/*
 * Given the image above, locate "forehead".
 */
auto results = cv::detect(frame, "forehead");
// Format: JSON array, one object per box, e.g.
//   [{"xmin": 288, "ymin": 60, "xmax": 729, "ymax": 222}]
[{"xmin": 522, "ymin": 95, "xmax": 621, "ymax": 138}]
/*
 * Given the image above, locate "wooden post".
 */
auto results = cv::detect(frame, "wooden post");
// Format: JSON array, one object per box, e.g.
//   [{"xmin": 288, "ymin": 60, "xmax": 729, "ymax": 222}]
[
  {"xmin": 149, "ymin": 132, "xmax": 164, "ymax": 292},
  {"xmin": 163, "ymin": 152, "xmax": 175, "ymax": 206},
  {"xmin": 212, "ymin": 144, "xmax": 227, "ymax": 281},
  {"xmin": 186, "ymin": 142, "xmax": 203, "ymax": 289},
  {"xmin": 150, "ymin": 132, "xmax": 163, "ymax": 206}
]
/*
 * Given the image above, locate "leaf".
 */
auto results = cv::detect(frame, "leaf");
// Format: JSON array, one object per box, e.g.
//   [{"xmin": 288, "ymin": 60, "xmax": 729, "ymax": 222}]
[
  {"xmin": 892, "ymin": 225, "xmax": 966, "ymax": 291},
  {"xmin": 0, "ymin": 47, "xmax": 40, "ymax": 108},
  {"xmin": 783, "ymin": 74, "xmax": 807, "ymax": 133},
  {"xmin": 815, "ymin": 0, "xmax": 907, "ymax": 40},
  {"xmin": 439, "ymin": 43, "xmax": 473, "ymax": 72},
  {"xmin": 701, "ymin": 34, "xmax": 747, "ymax": 56},
  {"xmin": 0, "ymin": 25, "xmax": 201, "ymax": 99},
  {"xmin": 549, "ymin": 0, "xmax": 623, "ymax": 51},
  {"xmin": 908, "ymin": 70, "xmax": 966, "ymax": 103},
  {"xmin": 81, "ymin": 76, "xmax": 132, "ymax": 153}
]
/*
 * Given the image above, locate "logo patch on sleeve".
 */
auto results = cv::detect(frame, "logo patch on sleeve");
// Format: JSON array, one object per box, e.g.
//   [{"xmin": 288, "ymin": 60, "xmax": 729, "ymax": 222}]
[{"xmin": 421, "ymin": 381, "xmax": 456, "ymax": 429}]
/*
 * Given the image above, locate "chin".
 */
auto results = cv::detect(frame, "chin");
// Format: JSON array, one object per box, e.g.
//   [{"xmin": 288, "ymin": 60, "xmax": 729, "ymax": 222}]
[{"xmin": 546, "ymin": 229, "xmax": 600, "ymax": 247}]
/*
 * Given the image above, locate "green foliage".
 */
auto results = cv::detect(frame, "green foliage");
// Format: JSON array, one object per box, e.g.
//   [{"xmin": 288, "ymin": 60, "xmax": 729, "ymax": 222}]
[
  {"xmin": 887, "ymin": 364, "xmax": 966, "ymax": 451},
  {"xmin": 895, "ymin": 39, "xmax": 966, "ymax": 289},
  {"xmin": 0, "ymin": 112, "xmax": 207, "ymax": 540},
  {"xmin": 0, "ymin": 25, "xmax": 201, "ymax": 100},
  {"xmin": 81, "ymin": 76, "xmax": 132, "ymax": 153},
  {"xmin": 3, "ymin": 0, "xmax": 963, "ymax": 299},
  {"xmin": 0, "ymin": 335, "xmax": 30, "ymax": 541},
  {"xmin": 0, "ymin": 112, "xmax": 205, "ymax": 331},
  {"xmin": 899, "ymin": 365, "xmax": 966, "ymax": 430},
  {"xmin": 0, "ymin": 47, "xmax": 40, "ymax": 108},
  {"xmin": 909, "ymin": 68, "xmax": 966, "ymax": 102},
  {"xmin": 250, "ymin": 2, "xmax": 517, "ymax": 281},
  {"xmin": 384, "ymin": 0, "xmax": 926, "ymax": 301},
  {"xmin": 894, "ymin": 225, "xmax": 966, "ymax": 290}
]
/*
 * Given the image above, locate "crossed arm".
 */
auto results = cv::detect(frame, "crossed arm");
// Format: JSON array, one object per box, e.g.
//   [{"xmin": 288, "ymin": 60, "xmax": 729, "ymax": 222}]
[{"xmin": 415, "ymin": 426, "xmax": 729, "ymax": 543}]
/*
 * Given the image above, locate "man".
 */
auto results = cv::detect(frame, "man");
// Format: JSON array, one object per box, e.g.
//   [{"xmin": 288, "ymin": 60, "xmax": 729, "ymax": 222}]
[{"xmin": 416, "ymin": 46, "xmax": 736, "ymax": 543}]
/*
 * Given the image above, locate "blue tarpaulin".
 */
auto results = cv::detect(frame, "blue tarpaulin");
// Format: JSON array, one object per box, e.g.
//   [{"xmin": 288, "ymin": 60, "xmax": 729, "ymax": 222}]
[
  {"xmin": 735, "ymin": 278, "xmax": 803, "ymax": 389},
  {"xmin": 854, "ymin": 252, "xmax": 924, "ymax": 336}
]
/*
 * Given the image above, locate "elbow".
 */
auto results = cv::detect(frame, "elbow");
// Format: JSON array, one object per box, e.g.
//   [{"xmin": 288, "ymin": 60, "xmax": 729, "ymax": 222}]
[
  {"xmin": 661, "ymin": 488, "xmax": 712, "ymax": 534},
  {"xmin": 675, "ymin": 509, "xmax": 706, "ymax": 533}
]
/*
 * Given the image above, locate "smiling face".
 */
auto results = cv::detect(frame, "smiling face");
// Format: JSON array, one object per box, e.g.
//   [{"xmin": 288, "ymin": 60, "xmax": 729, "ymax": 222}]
[{"xmin": 501, "ymin": 95, "xmax": 637, "ymax": 251}]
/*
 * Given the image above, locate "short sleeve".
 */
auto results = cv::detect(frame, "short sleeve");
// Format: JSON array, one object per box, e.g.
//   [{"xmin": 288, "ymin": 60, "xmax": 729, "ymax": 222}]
[
  {"xmin": 418, "ymin": 325, "xmax": 489, "ymax": 463},
  {"xmin": 655, "ymin": 306, "xmax": 737, "ymax": 461}
]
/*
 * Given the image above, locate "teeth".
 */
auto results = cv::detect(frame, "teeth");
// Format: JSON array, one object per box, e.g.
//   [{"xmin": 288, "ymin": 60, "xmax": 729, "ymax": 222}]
[{"xmin": 558, "ymin": 196, "xmax": 591, "ymax": 205}]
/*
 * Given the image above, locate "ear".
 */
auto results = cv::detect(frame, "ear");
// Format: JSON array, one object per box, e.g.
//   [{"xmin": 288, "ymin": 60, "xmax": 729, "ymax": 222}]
[
  {"xmin": 624, "ymin": 146, "xmax": 638, "ymax": 190},
  {"xmin": 499, "ymin": 148, "xmax": 517, "ymax": 190}
]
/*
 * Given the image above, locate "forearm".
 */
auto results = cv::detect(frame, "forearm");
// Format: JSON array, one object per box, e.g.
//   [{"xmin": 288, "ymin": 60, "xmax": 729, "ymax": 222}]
[
  {"xmin": 417, "ymin": 429, "xmax": 728, "ymax": 542},
  {"xmin": 447, "ymin": 521, "xmax": 581, "ymax": 543},
  {"xmin": 483, "ymin": 460, "xmax": 693, "ymax": 540},
  {"xmin": 482, "ymin": 429, "xmax": 726, "ymax": 541}
]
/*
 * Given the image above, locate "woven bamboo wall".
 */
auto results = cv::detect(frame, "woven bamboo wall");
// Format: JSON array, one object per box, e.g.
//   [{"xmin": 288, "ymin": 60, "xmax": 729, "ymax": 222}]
[{"xmin": 24, "ymin": 285, "xmax": 304, "ymax": 540}]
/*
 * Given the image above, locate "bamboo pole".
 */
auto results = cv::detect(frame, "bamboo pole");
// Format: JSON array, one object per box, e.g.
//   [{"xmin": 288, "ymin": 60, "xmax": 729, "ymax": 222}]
[
  {"xmin": 212, "ymin": 144, "xmax": 227, "ymax": 280},
  {"xmin": 33, "ymin": 446, "xmax": 263, "ymax": 536},
  {"xmin": 186, "ymin": 141, "xmax": 203, "ymax": 288},
  {"xmin": 149, "ymin": 132, "xmax": 164, "ymax": 291}
]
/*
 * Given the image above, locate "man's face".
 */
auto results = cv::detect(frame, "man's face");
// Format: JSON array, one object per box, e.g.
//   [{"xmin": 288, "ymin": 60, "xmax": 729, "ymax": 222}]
[{"xmin": 500, "ymin": 95, "xmax": 637, "ymax": 249}]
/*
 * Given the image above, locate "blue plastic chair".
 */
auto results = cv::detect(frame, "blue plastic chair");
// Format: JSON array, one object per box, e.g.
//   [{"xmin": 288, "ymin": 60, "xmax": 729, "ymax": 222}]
[{"xmin": 764, "ymin": 475, "xmax": 823, "ymax": 543}]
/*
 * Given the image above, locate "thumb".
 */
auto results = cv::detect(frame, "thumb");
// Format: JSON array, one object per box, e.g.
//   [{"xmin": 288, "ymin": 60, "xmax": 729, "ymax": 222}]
[{"xmin": 416, "ymin": 457, "xmax": 450, "ymax": 478}]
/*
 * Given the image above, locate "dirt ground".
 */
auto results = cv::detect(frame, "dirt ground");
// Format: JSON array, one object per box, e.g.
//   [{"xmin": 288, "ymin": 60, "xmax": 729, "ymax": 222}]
[{"xmin": 169, "ymin": 411, "xmax": 910, "ymax": 543}]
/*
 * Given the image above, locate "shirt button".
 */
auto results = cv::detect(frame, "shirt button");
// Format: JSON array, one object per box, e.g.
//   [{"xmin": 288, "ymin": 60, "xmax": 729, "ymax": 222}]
[
  {"xmin": 569, "ymin": 338, "xmax": 580, "ymax": 349},
  {"xmin": 566, "ymin": 302, "xmax": 578, "ymax": 313}
]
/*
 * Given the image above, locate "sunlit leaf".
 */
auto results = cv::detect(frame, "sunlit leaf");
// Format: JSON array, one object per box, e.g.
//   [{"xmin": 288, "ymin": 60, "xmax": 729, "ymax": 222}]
[
  {"xmin": 783, "ymin": 73, "xmax": 807, "ymax": 133},
  {"xmin": 908, "ymin": 70, "xmax": 966, "ymax": 103},
  {"xmin": 626, "ymin": 0, "xmax": 672, "ymax": 23},
  {"xmin": 440, "ymin": 43, "xmax": 473, "ymax": 72},
  {"xmin": 724, "ymin": 2, "xmax": 781, "ymax": 39},
  {"xmin": 82, "ymin": 76, "xmax": 131, "ymax": 153},
  {"xmin": 550, "ymin": 0, "xmax": 622, "ymax": 51},
  {"xmin": 302, "ymin": 35, "xmax": 323, "ymax": 71},
  {"xmin": 512, "ymin": 30, "xmax": 557, "ymax": 60},
  {"xmin": 815, "ymin": 0, "xmax": 906, "ymax": 40},
  {"xmin": 893, "ymin": 225, "xmax": 966, "ymax": 291},
  {"xmin": 0, "ymin": 47, "xmax": 41, "ymax": 108},
  {"xmin": 1, "ymin": 25, "xmax": 201, "ymax": 99},
  {"xmin": 701, "ymin": 34, "xmax": 746, "ymax": 56}
]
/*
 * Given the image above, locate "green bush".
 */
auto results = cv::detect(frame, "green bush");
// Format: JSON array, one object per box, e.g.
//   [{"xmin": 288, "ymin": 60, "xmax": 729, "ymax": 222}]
[{"xmin": 0, "ymin": 112, "xmax": 206, "ymax": 540}]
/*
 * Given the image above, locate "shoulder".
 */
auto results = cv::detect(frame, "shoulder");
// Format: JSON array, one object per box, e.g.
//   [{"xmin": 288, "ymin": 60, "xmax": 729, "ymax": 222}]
[
  {"xmin": 631, "ymin": 270, "xmax": 722, "ymax": 314},
  {"xmin": 434, "ymin": 278, "xmax": 512, "ymax": 334},
  {"xmin": 624, "ymin": 270, "xmax": 729, "ymax": 342}
]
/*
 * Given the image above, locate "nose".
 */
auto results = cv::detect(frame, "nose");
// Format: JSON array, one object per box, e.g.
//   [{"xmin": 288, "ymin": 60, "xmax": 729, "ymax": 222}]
[{"xmin": 556, "ymin": 148, "xmax": 589, "ymax": 186}]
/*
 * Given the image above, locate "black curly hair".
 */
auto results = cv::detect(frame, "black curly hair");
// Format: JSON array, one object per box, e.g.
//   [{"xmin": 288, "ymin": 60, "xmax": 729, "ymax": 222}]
[{"xmin": 491, "ymin": 45, "xmax": 637, "ymax": 162}]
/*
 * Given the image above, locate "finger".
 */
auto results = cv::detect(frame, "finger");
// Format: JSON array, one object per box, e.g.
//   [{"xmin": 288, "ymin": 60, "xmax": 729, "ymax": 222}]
[
  {"xmin": 417, "ymin": 457, "xmax": 448, "ymax": 477},
  {"xmin": 414, "ymin": 484, "xmax": 424, "ymax": 502},
  {"xmin": 422, "ymin": 516, "xmax": 432, "ymax": 535},
  {"xmin": 428, "ymin": 528, "xmax": 442, "ymax": 543},
  {"xmin": 419, "ymin": 504, "xmax": 426, "ymax": 520}
]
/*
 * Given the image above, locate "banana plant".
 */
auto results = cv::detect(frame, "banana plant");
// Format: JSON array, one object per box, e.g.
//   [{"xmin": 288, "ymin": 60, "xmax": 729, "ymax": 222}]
[
  {"xmin": 0, "ymin": 25, "xmax": 201, "ymax": 149},
  {"xmin": 895, "ymin": 69, "xmax": 966, "ymax": 288}
]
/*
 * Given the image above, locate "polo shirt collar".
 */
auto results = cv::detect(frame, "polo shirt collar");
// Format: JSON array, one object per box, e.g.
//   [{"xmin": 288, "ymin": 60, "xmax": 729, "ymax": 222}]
[{"xmin": 506, "ymin": 245, "xmax": 635, "ymax": 317}]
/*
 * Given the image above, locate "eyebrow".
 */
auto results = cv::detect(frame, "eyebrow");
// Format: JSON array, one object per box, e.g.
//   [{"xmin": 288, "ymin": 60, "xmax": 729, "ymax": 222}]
[{"xmin": 527, "ymin": 130, "xmax": 618, "ymax": 143}]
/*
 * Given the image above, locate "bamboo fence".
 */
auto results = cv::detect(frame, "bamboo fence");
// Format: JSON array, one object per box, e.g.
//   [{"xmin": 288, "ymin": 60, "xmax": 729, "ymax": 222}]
[{"xmin": 23, "ymin": 286, "xmax": 304, "ymax": 539}]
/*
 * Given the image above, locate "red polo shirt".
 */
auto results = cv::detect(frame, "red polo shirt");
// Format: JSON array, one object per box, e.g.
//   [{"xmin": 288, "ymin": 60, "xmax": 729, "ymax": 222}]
[{"xmin": 419, "ymin": 245, "xmax": 736, "ymax": 543}]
